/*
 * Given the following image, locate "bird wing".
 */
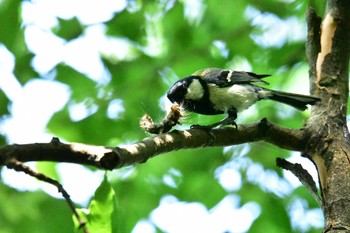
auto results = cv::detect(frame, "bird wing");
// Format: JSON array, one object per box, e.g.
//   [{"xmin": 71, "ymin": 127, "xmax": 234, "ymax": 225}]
[{"xmin": 199, "ymin": 68, "xmax": 271, "ymax": 88}]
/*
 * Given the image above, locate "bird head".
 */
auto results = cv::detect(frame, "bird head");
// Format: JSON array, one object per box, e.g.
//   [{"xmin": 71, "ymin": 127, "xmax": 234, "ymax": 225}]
[
  {"xmin": 167, "ymin": 76, "xmax": 205, "ymax": 104},
  {"xmin": 167, "ymin": 79, "xmax": 189, "ymax": 104}
]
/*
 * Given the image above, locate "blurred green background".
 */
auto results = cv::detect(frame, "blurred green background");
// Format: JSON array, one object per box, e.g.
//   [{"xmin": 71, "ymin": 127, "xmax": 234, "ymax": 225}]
[{"xmin": 0, "ymin": 0, "xmax": 325, "ymax": 232}]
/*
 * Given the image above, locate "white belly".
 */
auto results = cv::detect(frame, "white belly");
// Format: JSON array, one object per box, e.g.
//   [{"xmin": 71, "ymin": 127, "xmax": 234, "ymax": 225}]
[{"xmin": 208, "ymin": 84, "xmax": 258, "ymax": 112}]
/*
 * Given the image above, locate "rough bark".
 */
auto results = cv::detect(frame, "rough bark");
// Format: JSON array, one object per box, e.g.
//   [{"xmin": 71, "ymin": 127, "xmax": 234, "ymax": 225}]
[
  {"xmin": 305, "ymin": 0, "xmax": 350, "ymax": 232},
  {"xmin": 0, "ymin": 120, "xmax": 304, "ymax": 170}
]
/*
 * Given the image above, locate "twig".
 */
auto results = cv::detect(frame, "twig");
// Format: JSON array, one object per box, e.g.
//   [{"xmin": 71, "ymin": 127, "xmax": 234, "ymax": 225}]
[
  {"xmin": 276, "ymin": 157, "xmax": 322, "ymax": 207},
  {"xmin": 5, "ymin": 159, "xmax": 89, "ymax": 233}
]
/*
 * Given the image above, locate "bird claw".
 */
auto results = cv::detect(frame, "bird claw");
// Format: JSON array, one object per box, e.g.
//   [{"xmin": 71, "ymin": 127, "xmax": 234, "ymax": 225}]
[
  {"xmin": 190, "ymin": 124, "xmax": 214, "ymax": 130},
  {"xmin": 189, "ymin": 119, "xmax": 238, "ymax": 146},
  {"xmin": 190, "ymin": 124, "xmax": 216, "ymax": 146},
  {"xmin": 190, "ymin": 121, "xmax": 237, "ymax": 130},
  {"xmin": 227, "ymin": 121, "xmax": 238, "ymax": 129}
]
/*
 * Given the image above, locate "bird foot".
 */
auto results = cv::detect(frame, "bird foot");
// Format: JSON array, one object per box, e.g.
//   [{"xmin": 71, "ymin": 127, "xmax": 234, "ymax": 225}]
[
  {"xmin": 223, "ymin": 121, "xmax": 238, "ymax": 129},
  {"xmin": 190, "ymin": 124, "xmax": 216, "ymax": 146},
  {"xmin": 190, "ymin": 121, "xmax": 237, "ymax": 130},
  {"xmin": 190, "ymin": 124, "xmax": 215, "ymax": 130}
]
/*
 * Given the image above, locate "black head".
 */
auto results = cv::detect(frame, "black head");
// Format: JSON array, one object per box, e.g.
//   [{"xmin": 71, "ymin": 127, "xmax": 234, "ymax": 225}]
[
  {"xmin": 167, "ymin": 75, "xmax": 220, "ymax": 115},
  {"xmin": 167, "ymin": 77, "xmax": 193, "ymax": 104}
]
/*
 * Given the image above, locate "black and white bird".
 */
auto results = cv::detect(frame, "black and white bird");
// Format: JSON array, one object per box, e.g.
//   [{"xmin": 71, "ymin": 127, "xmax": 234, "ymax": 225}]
[{"xmin": 167, "ymin": 68, "xmax": 320, "ymax": 128}]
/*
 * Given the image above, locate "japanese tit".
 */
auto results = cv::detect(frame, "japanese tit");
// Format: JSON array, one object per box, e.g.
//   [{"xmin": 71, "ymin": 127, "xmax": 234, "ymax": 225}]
[{"xmin": 167, "ymin": 68, "xmax": 320, "ymax": 128}]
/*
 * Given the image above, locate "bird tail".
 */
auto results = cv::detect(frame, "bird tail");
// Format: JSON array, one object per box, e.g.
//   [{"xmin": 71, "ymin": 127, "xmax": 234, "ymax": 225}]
[{"xmin": 267, "ymin": 90, "xmax": 320, "ymax": 111}]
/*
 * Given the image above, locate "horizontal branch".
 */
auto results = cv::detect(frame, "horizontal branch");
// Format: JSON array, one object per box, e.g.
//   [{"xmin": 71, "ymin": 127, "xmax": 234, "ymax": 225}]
[
  {"xmin": 0, "ymin": 119, "xmax": 305, "ymax": 170},
  {"xmin": 0, "ymin": 137, "xmax": 113, "ymax": 168}
]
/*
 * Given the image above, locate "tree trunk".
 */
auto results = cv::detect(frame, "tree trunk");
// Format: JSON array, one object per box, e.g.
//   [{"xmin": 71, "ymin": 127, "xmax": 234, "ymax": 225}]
[{"xmin": 306, "ymin": 0, "xmax": 350, "ymax": 232}]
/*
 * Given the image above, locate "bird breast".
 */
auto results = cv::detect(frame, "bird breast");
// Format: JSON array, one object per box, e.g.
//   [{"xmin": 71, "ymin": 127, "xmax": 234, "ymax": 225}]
[{"xmin": 208, "ymin": 84, "xmax": 259, "ymax": 112}]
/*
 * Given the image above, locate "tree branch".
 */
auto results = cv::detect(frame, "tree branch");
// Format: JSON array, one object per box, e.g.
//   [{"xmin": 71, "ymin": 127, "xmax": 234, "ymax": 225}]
[
  {"xmin": 6, "ymin": 158, "xmax": 89, "ymax": 233},
  {"xmin": 0, "ymin": 119, "xmax": 306, "ymax": 170},
  {"xmin": 276, "ymin": 157, "xmax": 322, "ymax": 207},
  {"xmin": 0, "ymin": 137, "xmax": 114, "ymax": 168},
  {"xmin": 306, "ymin": 7, "xmax": 322, "ymax": 94}
]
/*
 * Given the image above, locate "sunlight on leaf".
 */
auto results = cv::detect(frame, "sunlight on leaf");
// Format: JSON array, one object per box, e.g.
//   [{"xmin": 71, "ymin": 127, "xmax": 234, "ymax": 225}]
[{"xmin": 74, "ymin": 174, "xmax": 116, "ymax": 233}]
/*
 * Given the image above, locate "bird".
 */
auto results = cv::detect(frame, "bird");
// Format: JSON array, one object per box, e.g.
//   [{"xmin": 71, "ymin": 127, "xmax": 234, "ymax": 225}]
[{"xmin": 167, "ymin": 68, "xmax": 320, "ymax": 129}]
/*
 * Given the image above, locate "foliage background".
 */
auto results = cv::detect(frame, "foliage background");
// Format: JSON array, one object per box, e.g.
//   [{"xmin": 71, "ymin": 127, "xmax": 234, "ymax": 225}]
[{"xmin": 0, "ymin": 0, "xmax": 325, "ymax": 232}]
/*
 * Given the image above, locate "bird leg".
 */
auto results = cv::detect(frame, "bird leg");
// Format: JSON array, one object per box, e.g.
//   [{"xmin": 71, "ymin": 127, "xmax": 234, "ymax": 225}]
[{"xmin": 191, "ymin": 108, "xmax": 238, "ymax": 129}]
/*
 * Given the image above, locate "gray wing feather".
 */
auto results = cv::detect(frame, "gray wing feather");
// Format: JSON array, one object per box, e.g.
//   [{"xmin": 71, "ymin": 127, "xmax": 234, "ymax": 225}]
[{"xmin": 202, "ymin": 69, "xmax": 270, "ymax": 87}]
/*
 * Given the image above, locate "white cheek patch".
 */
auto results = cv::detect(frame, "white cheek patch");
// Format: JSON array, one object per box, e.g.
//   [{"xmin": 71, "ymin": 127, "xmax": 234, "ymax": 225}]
[{"xmin": 185, "ymin": 79, "xmax": 204, "ymax": 100}]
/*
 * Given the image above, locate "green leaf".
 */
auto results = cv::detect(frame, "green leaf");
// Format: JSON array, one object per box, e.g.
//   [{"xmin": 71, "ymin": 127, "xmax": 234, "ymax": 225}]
[
  {"xmin": 55, "ymin": 64, "xmax": 97, "ymax": 102},
  {"xmin": 0, "ymin": 88, "xmax": 10, "ymax": 116},
  {"xmin": 13, "ymin": 52, "xmax": 39, "ymax": 85},
  {"xmin": 82, "ymin": 174, "xmax": 116, "ymax": 233},
  {"xmin": 53, "ymin": 17, "xmax": 84, "ymax": 41},
  {"xmin": 36, "ymin": 162, "xmax": 60, "ymax": 181},
  {"xmin": 105, "ymin": 8, "xmax": 144, "ymax": 41},
  {"xmin": 0, "ymin": 0, "xmax": 21, "ymax": 51}
]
